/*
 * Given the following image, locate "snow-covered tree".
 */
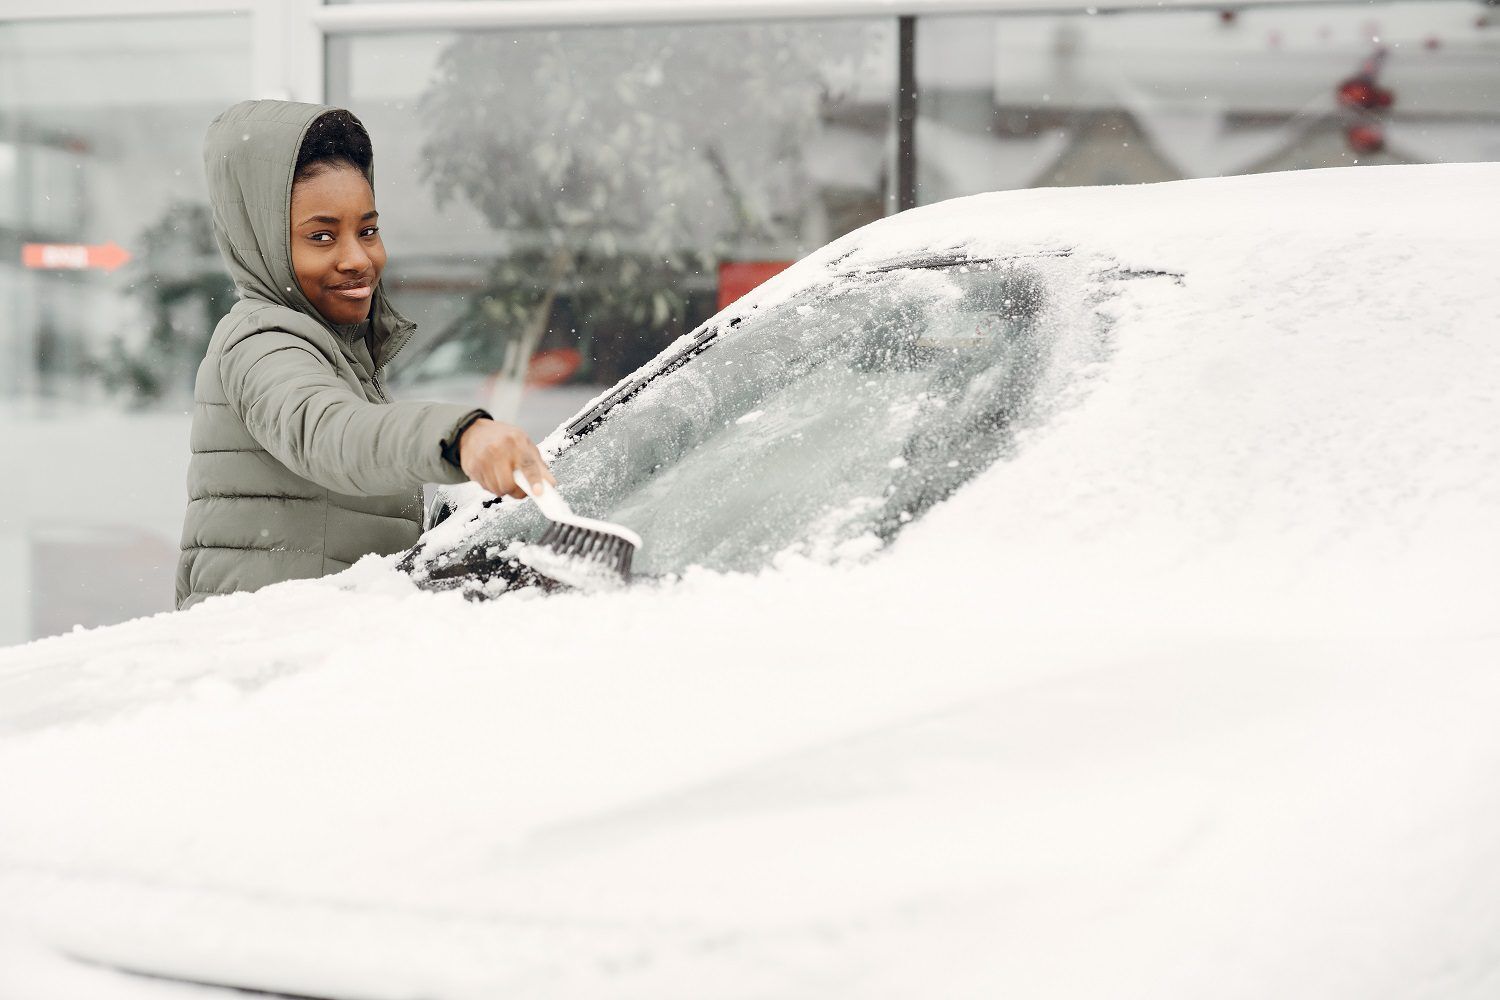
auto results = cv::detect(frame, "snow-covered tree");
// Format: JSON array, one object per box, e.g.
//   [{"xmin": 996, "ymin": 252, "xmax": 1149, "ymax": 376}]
[{"xmin": 418, "ymin": 23, "xmax": 881, "ymax": 383}]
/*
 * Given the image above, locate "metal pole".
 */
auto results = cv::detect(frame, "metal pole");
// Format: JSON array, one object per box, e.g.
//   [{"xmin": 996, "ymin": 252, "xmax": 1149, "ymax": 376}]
[{"xmin": 896, "ymin": 15, "xmax": 918, "ymax": 213}]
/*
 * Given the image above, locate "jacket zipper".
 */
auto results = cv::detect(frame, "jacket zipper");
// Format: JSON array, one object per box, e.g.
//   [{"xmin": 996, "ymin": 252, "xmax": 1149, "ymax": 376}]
[{"xmin": 371, "ymin": 316, "xmax": 418, "ymax": 402}]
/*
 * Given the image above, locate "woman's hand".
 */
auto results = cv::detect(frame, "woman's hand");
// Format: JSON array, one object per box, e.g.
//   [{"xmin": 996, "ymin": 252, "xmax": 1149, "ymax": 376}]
[{"xmin": 457, "ymin": 418, "xmax": 556, "ymax": 499}]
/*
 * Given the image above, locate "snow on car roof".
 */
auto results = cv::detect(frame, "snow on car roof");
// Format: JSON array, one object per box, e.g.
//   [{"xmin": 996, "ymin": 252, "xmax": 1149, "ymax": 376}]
[{"xmin": 1, "ymin": 163, "xmax": 1498, "ymax": 998}]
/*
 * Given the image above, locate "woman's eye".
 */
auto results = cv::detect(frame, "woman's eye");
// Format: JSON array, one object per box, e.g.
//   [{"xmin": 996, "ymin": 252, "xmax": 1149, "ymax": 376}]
[
  {"xmin": 309, "ymin": 232, "xmax": 333, "ymax": 243},
  {"xmin": 361, "ymin": 226, "xmax": 380, "ymax": 238}
]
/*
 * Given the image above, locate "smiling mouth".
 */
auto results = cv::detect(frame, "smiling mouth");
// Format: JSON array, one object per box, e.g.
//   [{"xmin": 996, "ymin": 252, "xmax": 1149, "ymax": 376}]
[{"xmin": 329, "ymin": 280, "xmax": 374, "ymax": 300}]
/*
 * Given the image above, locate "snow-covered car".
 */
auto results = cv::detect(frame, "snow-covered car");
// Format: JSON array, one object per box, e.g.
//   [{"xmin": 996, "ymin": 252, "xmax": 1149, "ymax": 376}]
[{"xmin": 2, "ymin": 163, "xmax": 1498, "ymax": 1000}]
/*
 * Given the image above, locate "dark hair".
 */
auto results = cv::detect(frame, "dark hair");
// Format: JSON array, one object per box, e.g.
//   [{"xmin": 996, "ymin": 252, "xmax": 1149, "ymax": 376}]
[{"xmin": 294, "ymin": 109, "xmax": 373, "ymax": 182}]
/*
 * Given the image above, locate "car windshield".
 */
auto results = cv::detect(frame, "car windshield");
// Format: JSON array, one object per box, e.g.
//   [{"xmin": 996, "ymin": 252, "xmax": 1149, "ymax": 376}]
[{"xmin": 408, "ymin": 255, "xmax": 1103, "ymax": 590}]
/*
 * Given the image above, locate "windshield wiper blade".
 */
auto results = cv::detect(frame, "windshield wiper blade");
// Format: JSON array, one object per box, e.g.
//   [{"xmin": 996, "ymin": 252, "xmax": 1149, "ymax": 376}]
[
  {"xmin": 845, "ymin": 248, "xmax": 1074, "ymax": 276},
  {"xmin": 563, "ymin": 322, "xmax": 723, "ymax": 440}
]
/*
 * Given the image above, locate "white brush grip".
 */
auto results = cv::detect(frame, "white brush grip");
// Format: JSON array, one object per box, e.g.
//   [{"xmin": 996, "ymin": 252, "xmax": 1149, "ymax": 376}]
[
  {"xmin": 512, "ymin": 468, "xmax": 574, "ymax": 521},
  {"xmin": 512, "ymin": 469, "xmax": 643, "ymax": 551}
]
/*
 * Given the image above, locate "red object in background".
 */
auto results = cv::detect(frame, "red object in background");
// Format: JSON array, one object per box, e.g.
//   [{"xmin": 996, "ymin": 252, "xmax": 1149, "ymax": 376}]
[
  {"xmin": 525, "ymin": 347, "xmax": 583, "ymax": 387},
  {"xmin": 1336, "ymin": 47, "xmax": 1394, "ymax": 111},
  {"xmin": 22, "ymin": 242, "xmax": 132, "ymax": 272},
  {"xmin": 1346, "ymin": 124, "xmax": 1386, "ymax": 155},
  {"xmin": 1334, "ymin": 48, "xmax": 1395, "ymax": 156},
  {"xmin": 1337, "ymin": 77, "xmax": 1392, "ymax": 111},
  {"xmin": 1337, "ymin": 77, "xmax": 1377, "ymax": 109},
  {"xmin": 717, "ymin": 260, "xmax": 794, "ymax": 311}
]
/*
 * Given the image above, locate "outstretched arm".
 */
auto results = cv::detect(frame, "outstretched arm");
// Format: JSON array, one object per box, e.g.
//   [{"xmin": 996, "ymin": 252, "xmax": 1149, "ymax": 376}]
[{"xmin": 221, "ymin": 327, "xmax": 484, "ymax": 496}]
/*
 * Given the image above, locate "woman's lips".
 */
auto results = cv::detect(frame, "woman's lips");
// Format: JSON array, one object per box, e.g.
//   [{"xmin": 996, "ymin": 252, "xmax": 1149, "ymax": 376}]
[{"xmin": 328, "ymin": 283, "xmax": 373, "ymax": 301}]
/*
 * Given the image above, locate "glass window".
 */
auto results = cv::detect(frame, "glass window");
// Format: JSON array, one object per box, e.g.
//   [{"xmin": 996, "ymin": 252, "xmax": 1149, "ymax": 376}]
[
  {"xmin": 0, "ymin": 14, "xmax": 251, "ymax": 642},
  {"xmin": 0, "ymin": 15, "xmax": 249, "ymax": 403},
  {"xmin": 404, "ymin": 251, "xmax": 1105, "ymax": 593},
  {"xmin": 327, "ymin": 21, "xmax": 897, "ymax": 436},
  {"xmin": 915, "ymin": 3, "xmax": 1500, "ymax": 204}
]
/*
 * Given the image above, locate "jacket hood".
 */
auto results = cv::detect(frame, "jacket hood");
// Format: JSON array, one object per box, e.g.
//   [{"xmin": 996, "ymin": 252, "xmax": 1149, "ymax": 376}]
[{"xmin": 203, "ymin": 100, "xmax": 413, "ymax": 362}]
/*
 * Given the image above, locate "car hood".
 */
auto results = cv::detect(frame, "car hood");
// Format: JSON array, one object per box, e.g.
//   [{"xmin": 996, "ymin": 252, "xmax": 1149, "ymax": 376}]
[{"xmin": 3, "ymin": 163, "xmax": 1500, "ymax": 998}]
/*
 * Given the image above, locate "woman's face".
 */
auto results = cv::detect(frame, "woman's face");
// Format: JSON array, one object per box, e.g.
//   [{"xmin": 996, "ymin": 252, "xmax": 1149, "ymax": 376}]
[{"xmin": 289, "ymin": 163, "xmax": 387, "ymax": 326}]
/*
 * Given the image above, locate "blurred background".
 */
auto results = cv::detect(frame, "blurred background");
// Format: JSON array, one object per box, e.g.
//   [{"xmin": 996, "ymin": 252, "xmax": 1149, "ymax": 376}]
[{"xmin": 1, "ymin": 0, "xmax": 1496, "ymax": 642}]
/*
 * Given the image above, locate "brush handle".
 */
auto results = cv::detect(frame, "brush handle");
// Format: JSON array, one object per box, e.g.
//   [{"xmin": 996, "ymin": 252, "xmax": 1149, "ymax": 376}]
[
  {"xmin": 512, "ymin": 469, "xmax": 574, "ymax": 521},
  {"xmin": 513, "ymin": 469, "xmax": 644, "ymax": 550}
]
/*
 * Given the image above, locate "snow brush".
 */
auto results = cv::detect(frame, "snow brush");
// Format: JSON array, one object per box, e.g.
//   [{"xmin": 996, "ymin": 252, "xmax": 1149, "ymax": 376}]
[{"xmin": 511, "ymin": 470, "xmax": 641, "ymax": 591}]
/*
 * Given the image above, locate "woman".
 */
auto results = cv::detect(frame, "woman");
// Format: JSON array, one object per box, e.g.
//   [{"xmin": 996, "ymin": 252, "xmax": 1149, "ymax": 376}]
[{"xmin": 178, "ymin": 100, "xmax": 553, "ymax": 609}]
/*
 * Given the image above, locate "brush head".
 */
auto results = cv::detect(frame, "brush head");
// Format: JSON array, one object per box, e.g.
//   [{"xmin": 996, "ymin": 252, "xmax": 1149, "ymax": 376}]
[
  {"xmin": 514, "ymin": 521, "xmax": 637, "ymax": 591},
  {"xmin": 541, "ymin": 522, "xmax": 636, "ymax": 578},
  {"xmin": 509, "ymin": 471, "xmax": 642, "ymax": 591}
]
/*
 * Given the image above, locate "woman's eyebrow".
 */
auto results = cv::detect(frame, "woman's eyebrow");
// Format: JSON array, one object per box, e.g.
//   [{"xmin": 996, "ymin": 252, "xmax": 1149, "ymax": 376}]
[{"xmin": 295, "ymin": 210, "xmax": 379, "ymax": 226}]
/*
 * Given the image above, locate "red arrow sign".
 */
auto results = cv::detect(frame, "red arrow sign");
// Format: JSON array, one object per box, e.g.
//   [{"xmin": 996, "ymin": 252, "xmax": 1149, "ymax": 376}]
[{"xmin": 22, "ymin": 242, "xmax": 132, "ymax": 273}]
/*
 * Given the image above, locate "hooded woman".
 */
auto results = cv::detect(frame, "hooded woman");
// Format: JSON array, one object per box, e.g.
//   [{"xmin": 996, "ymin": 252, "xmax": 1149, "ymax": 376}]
[{"xmin": 178, "ymin": 100, "xmax": 554, "ymax": 609}]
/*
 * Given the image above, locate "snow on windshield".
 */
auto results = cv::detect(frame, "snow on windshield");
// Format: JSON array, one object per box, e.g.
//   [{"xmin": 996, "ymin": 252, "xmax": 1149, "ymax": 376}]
[{"xmin": 409, "ymin": 256, "xmax": 1108, "ymax": 589}]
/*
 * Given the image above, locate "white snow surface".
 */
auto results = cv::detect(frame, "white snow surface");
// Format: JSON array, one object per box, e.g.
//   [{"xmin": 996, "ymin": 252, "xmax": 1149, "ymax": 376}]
[{"xmin": 2, "ymin": 164, "xmax": 1499, "ymax": 998}]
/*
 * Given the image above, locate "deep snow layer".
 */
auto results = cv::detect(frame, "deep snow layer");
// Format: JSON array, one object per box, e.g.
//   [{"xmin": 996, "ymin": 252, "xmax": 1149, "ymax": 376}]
[{"xmin": 1, "ymin": 164, "xmax": 1498, "ymax": 999}]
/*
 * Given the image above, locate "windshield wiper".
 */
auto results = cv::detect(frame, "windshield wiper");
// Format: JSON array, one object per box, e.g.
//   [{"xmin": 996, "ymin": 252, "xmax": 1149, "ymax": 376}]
[
  {"xmin": 843, "ymin": 248, "xmax": 1073, "ymax": 277},
  {"xmin": 563, "ymin": 321, "xmax": 724, "ymax": 440}
]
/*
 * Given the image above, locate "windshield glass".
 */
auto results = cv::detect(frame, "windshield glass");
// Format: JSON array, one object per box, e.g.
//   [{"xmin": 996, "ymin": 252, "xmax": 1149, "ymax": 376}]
[{"xmin": 409, "ymin": 257, "xmax": 1104, "ymax": 589}]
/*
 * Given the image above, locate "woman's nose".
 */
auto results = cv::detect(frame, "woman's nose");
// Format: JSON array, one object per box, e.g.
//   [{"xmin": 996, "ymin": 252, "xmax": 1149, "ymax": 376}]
[{"xmin": 336, "ymin": 237, "xmax": 371, "ymax": 273}]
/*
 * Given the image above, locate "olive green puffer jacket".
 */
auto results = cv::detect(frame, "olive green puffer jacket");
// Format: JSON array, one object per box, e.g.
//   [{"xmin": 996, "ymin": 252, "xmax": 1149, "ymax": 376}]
[{"xmin": 177, "ymin": 100, "xmax": 481, "ymax": 609}]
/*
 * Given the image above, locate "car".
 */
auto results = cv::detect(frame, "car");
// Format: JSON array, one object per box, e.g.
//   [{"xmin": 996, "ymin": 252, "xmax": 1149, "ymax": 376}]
[{"xmin": 1, "ymin": 162, "xmax": 1497, "ymax": 999}]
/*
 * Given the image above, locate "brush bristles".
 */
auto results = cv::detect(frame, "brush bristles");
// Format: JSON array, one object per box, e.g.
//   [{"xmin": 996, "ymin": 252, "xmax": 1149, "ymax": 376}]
[{"xmin": 538, "ymin": 523, "xmax": 635, "ymax": 579}]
